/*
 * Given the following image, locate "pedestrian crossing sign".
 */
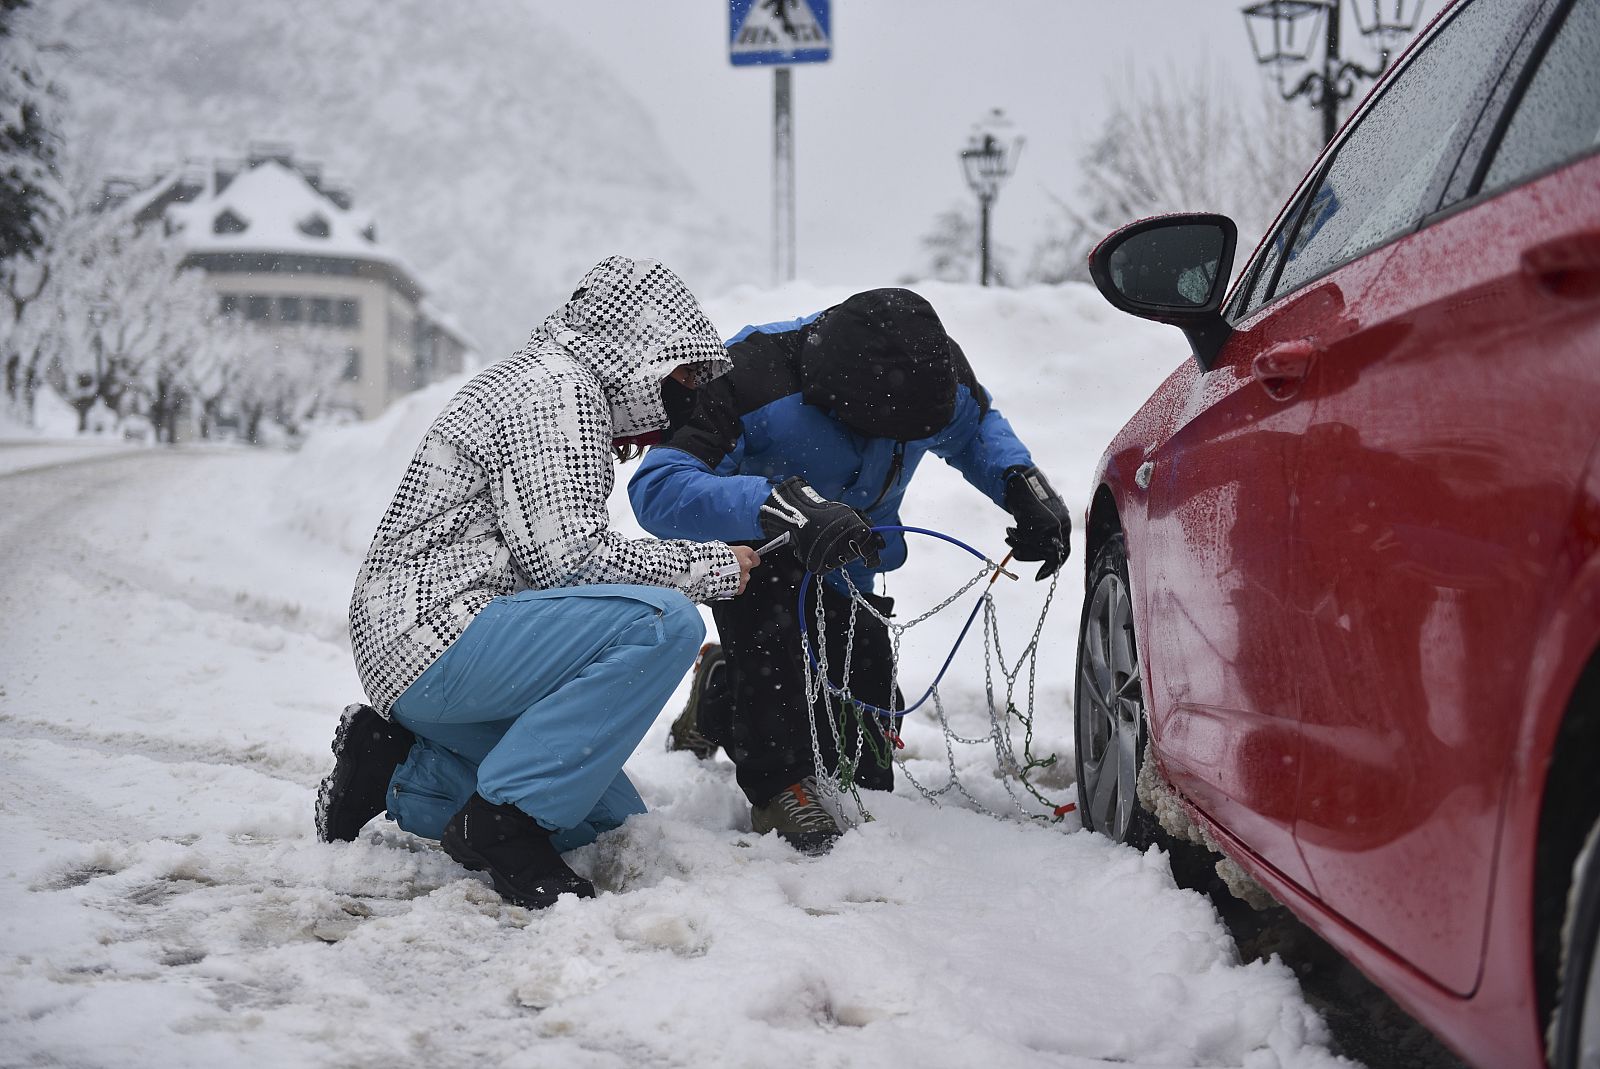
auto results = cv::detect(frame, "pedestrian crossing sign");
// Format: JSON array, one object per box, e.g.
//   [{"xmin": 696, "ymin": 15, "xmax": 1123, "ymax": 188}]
[{"xmin": 729, "ymin": 0, "xmax": 832, "ymax": 66}]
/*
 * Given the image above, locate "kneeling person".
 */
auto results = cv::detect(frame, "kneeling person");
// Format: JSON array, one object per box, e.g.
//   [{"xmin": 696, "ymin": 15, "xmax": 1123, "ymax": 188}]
[
  {"xmin": 628, "ymin": 288, "xmax": 1070, "ymax": 853},
  {"xmin": 315, "ymin": 256, "xmax": 757, "ymax": 909}
]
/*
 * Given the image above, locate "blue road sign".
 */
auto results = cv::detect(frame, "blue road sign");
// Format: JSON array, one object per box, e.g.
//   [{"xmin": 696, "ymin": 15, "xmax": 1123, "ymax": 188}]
[{"xmin": 729, "ymin": 0, "xmax": 831, "ymax": 66}]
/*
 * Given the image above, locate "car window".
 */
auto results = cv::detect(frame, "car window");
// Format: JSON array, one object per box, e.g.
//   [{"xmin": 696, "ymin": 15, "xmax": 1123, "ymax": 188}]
[
  {"xmin": 1269, "ymin": 0, "xmax": 1533, "ymax": 300},
  {"xmin": 1238, "ymin": 218, "xmax": 1289, "ymax": 316},
  {"xmin": 1480, "ymin": 0, "xmax": 1600, "ymax": 193}
]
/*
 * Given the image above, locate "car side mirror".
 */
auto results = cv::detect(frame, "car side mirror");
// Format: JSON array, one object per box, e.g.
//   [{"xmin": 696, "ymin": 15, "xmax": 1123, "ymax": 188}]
[{"xmin": 1088, "ymin": 214, "xmax": 1238, "ymax": 371}]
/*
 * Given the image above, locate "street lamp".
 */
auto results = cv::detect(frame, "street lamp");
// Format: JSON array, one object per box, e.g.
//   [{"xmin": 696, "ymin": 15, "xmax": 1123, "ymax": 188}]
[
  {"xmin": 69, "ymin": 302, "xmax": 114, "ymax": 432},
  {"xmin": 959, "ymin": 109, "xmax": 1023, "ymax": 288},
  {"xmin": 1242, "ymin": 0, "xmax": 1426, "ymax": 146},
  {"xmin": 87, "ymin": 301, "xmax": 111, "ymax": 389}
]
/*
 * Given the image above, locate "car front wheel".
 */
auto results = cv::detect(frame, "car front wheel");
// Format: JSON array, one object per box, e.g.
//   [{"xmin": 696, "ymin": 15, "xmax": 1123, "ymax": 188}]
[{"xmin": 1074, "ymin": 533, "xmax": 1157, "ymax": 847}]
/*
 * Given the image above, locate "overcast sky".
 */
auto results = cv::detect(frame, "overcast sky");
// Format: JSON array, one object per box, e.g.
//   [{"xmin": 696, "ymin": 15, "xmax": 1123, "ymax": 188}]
[{"xmin": 556, "ymin": 1, "xmax": 1372, "ymax": 288}]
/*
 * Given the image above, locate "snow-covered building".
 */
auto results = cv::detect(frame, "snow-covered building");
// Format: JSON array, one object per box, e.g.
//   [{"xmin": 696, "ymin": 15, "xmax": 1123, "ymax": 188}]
[{"xmin": 107, "ymin": 147, "xmax": 473, "ymax": 419}]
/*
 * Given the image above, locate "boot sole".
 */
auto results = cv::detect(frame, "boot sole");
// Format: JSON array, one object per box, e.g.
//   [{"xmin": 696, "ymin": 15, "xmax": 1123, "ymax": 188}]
[
  {"xmin": 775, "ymin": 830, "xmax": 838, "ymax": 856},
  {"xmin": 314, "ymin": 707, "xmax": 363, "ymax": 843},
  {"xmin": 315, "ymin": 705, "xmax": 402, "ymax": 844},
  {"xmin": 751, "ymin": 815, "xmax": 841, "ymax": 856}
]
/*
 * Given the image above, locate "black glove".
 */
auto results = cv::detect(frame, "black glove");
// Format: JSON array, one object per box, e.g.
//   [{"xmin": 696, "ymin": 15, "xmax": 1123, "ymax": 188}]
[
  {"xmin": 760, "ymin": 476, "xmax": 883, "ymax": 574},
  {"xmin": 1003, "ymin": 465, "xmax": 1072, "ymax": 580}
]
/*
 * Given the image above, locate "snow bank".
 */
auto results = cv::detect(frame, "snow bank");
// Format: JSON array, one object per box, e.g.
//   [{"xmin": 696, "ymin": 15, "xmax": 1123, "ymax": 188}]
[{"xmin": 278, "ymin": 377, "xmax": 465, "ymax": 558}]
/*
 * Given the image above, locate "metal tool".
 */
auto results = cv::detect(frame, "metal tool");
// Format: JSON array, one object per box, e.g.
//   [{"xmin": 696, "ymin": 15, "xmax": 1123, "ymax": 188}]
[{"xmin": 754, "ymin": 531, "xmax": 792, "ymax": 558}]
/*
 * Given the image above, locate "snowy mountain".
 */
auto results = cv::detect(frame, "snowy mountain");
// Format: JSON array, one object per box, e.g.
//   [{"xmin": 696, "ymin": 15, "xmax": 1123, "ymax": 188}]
[{"xmin": 45, "ymin": 0, "xmax": 762, "ymax": 357}]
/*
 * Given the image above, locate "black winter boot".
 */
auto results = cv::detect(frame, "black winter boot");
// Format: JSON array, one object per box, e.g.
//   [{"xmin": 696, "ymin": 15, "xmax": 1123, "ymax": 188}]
[
  {"xmin": 315, "ymin": 703, "xmax": 416, "ymax": 843},
  {"xmin": 440, "ymin": 793, "xmax": 596, "ymax": 909}
]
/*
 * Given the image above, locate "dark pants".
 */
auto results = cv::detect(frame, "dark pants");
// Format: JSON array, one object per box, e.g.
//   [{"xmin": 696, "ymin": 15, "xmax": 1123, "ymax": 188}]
[{"xmin": 705, "ymin": 550, "xmax": 898, "ymax": 806}]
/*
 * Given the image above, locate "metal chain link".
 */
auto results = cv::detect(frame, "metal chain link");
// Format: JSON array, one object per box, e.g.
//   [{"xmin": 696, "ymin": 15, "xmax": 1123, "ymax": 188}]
[{"xmin": 798, "ymin": 548, "xmax": 1067, "ymax": 830}]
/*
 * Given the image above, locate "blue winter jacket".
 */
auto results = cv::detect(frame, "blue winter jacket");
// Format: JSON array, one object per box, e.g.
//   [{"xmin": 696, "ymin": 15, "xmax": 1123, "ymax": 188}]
[{"xmin": 628, "ymin": 301, "xmax": 1034, "ymax": 591}]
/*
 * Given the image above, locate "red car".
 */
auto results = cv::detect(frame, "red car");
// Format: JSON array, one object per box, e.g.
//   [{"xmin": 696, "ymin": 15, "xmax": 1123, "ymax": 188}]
[{"xmin": 1074, "ymin": 0, "xmax": 1600, "ymax": 1065}]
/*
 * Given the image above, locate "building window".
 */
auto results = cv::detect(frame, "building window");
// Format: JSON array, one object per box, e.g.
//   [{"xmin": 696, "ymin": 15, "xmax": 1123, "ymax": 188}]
[
  {"xmin": 342, "ymin": 347, "xmax": 361, "ymax": 382},
  {"xmin": 278, "ymin": 296, "xmax": 303, "ymax": 323},
  {"xmin": 297, "ymin": 213, "xmax": 331, "ymax": 238},
  {"xmin": 219, "ymin": 293, "xmax": 239, "ymax": 318},
  {"xmin": 245, "ymin": 295, "xmax": 273, "ymax": 321},
  {"xmin": 213, "ymin": 209, "xmax": 249, "ymax": 235},
  {"xmin": 308, "ymin": 297, "xmax": 334, "ymax": 325},
  {"xmin": 413, "ymin": 318, "xmax": 437, "ymax": 382},
  {"xmin": 336, "ymin": 299, "xmax": 360, "ymax": 328},
  {"xmin": 389, "ymin": 308, "xmax": 412, "ymax": 350}
]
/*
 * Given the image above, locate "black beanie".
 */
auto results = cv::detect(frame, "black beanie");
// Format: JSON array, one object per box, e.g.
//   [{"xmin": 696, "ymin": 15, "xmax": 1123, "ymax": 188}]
[{"xmin": 800, "ymin": 288, "xmax": 958, "ymax": 441}]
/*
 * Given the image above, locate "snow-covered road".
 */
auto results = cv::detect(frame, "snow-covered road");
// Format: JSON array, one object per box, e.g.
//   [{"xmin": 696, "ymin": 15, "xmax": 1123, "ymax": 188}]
[{"xmin": 1, "ymin": 284, "xmax": 1358, "ymax": 1068}]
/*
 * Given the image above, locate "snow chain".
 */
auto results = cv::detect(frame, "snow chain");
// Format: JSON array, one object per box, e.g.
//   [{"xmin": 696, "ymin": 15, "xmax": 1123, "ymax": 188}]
[{"xmin": 796, "ymin": 527, "xmax": 1071, "ymax": 829}]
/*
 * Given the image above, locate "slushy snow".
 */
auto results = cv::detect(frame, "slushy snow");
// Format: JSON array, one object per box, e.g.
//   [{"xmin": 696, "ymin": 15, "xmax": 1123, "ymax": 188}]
[{"xmin": 0, "ymin": 282, "xmax": 1356, "ymax": 1069}]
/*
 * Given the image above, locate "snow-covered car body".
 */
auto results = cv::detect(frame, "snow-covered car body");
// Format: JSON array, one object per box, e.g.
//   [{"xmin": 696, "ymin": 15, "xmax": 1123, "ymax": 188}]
[{"xmin": 1076, "ymin": 0, "xmax": 1600, "ymax": 1065}]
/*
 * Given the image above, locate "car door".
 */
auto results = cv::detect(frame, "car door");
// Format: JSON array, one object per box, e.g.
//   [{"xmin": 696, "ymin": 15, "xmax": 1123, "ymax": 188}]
[
  {"xmin": 1134, "ymin": 0, "xmax": 1520, "ymax": 893},
  {"xmin": 1139, "ymin": 263, "xmax": 1332, "ymax": 893},
  {"xmin": 1283, "ymin": 0, "xmax": 1600, "ymax": 995}
]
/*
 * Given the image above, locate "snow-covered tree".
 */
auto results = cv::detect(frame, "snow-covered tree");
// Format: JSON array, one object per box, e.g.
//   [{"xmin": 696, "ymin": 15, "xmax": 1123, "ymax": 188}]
[
  {"xmin": 917, "ymin": 207, "xmax": 977, "ymax": 284},
  {"xmin": 0, "ymin": 0, "xmax": 64, "ymax": 416},
  {"xmin": 13, "ymin": 172, "xmax": 356, "ymax": 444},
  {"xmin": 184, "ymin": 320, "xmax": 242, "ymax": 441},
  {"xmin": 14, "ymin": 185, "xmax": 111, "ymax": 426},
  {"xmin": 1021, "ymin": 202, "xmax": 1092, "ymax": 286},
  {"xmin": 227, "ymin": 321, "xmax": 345, "ymax": 444},
  {"xmin": 37, "ymin": 200, "xmax": 189, "ymax": 432},
  {"xmin": 1031, "ymin": 64, "xmax": 1315, "ymax": 284},
  {"xmin": 911, "ymin": 204, "xmax": 1015, "ymax": 287},
  {"xmin": 138, "ymin": 261, "xmax": 217, "ymax": 443},
  {"xmin": 0, "ymin": 0, "xmax": 59, "ymax": 263}
]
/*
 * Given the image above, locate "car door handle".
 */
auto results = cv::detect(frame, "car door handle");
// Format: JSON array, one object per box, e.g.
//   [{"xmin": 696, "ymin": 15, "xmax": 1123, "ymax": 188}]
[
  {"xmin": 1522, "ymin": 229, "xmax": 1600, "ymax": 299},
  {"xmin": 1252, "ymin": 341, "xmax": 1316, "ymax": 400}
]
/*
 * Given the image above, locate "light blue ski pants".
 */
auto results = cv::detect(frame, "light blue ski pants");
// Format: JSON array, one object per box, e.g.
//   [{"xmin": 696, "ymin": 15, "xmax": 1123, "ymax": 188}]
[{"xmin": 386, "ymin": 584, "xmax": 704, "ymax": 853}]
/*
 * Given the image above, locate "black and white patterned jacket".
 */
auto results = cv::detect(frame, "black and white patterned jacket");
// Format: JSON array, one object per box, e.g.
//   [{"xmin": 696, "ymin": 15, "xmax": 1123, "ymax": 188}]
[{"xmin": 350, "ymin": 256, "xmax": 741, "ymax": 715}]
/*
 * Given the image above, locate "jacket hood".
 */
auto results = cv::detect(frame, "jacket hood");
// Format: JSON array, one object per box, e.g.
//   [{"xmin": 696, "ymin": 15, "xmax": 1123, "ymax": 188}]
[
  {"xmin": 800, "ymin": 288, "xmax": 959, "ymax": 441},
  {"xmin": 538, "ymin": 256, "xmax": 731, "ymax": 438}
]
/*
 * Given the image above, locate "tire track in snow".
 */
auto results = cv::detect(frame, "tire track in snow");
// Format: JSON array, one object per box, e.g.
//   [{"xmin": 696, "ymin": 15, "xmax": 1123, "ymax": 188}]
[
  {"xmin": 0, "ymin": 714, "xmax": 324, "ymax": 786},
  {"xmin": 0, "ymin": 450, "xmax": 349, "ymax": 646}
]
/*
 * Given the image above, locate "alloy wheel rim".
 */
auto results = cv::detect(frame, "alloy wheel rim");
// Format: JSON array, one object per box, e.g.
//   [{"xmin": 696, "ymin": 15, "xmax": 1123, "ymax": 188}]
[
  {"xmin": 1078, "ymin": 570, "xmax": 1143, "ymax": 840},
  {"xmin": 1580, "ymin": 920, "xmax": 1600, "ymax": 1068}
]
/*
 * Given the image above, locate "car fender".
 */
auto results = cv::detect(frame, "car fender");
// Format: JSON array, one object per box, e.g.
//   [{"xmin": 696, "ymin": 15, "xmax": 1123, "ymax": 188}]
[
  {"xmin": 1517, "ymin": 440, "xmax": 1600, "ymax": 780},
  {"xmin": 1085, "ymin": 357, "xmax": 1198, "ymax": 589},
  {"xmin": 1484, "ymin": 438, "xmax": 1600, "ymax": 1013}
]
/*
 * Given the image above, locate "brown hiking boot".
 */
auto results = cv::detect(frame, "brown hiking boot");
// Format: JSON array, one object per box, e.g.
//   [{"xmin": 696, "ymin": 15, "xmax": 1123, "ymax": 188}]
[
  {"xmin": 666, "ymin": 643, "xmax": 726, "ymax": 760},
  {"xmin": 751, "ymin": 777, "xmax": 842, "ymax": 855}
]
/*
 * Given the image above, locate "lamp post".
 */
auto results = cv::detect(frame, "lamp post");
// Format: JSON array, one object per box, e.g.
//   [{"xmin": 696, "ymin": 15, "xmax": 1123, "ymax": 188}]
[
  {"xmin": 87, "ymin": 303, "xmax": 110, "ymax": 383},
  {"xmin": 960, "ymin": 109, "xmax": 1023, "ymax": 288},
  {"xmin": 70, "ymin": 302, "xmax": 113, "ymax": 433},
  {"xmin": 1242, "ymin": 0, "xmax": 1426, "ymax": 146}
]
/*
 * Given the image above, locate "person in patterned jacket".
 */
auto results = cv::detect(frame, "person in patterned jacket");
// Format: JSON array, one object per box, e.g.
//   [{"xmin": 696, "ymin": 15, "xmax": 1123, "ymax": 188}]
[
  {"xmin": 315, "ymin": 256, "xmax": 759, "ymax": 910},
  {"xmin": 628, "ymin": 287, "xmax": 1072, "ymax": 854}
]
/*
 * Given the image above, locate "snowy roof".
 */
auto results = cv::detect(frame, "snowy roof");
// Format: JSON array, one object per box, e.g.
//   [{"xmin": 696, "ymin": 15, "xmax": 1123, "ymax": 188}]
[{"xmin": 163, "ymin": 159, "xmax": 418, "ymax": 284}]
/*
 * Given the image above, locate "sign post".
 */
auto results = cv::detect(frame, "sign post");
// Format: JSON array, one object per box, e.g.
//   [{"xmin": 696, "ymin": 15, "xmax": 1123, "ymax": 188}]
[{"xmin": 728, "ymin": 0, "xmax": 832, "ymax": 285}]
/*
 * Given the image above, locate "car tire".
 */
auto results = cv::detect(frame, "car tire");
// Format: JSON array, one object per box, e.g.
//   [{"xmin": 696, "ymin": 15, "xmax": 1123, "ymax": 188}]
[
  {"xmin": 1074, "ymin": 533, "xmax": 1159, "ymax": 848},
  {"xmin": 1552, "ymin": 818, "xmax": 1600, "ymax": 1069}
]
